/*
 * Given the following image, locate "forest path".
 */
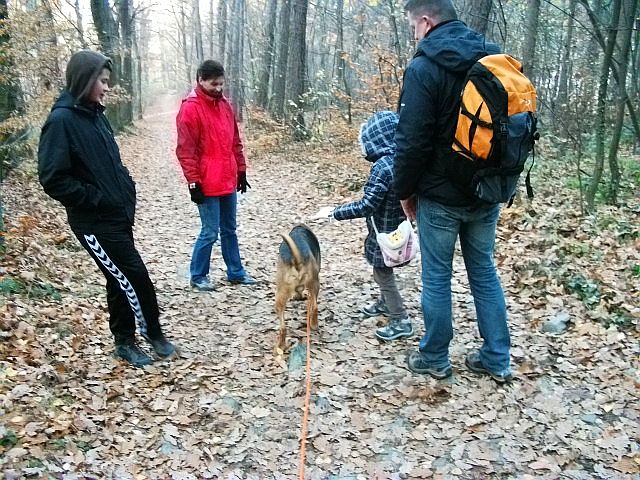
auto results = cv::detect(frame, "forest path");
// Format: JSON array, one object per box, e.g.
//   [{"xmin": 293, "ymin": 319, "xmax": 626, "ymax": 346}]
[{"xmin": 1, "ymin": 101, "xmax": 637, "ymax": 479}]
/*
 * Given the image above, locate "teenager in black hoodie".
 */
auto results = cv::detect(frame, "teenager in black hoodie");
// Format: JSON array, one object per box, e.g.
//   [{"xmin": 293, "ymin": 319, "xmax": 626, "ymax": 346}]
[{"xmin": 38, "ymin": 50, "xmax": 176, "ymax": 367}]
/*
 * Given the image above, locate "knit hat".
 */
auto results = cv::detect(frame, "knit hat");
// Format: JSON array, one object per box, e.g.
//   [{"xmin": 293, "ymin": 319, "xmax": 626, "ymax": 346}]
[{"xmin": 65, "ymin": 50, "xmax": 112, "ymax": 103}]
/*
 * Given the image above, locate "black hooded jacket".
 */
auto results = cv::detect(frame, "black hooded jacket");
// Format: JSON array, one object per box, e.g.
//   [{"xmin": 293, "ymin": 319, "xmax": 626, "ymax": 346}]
[
  {"xmin": 393, "ymin": 20, "xmax": 500, "ymax": 206},
  {"xmin": 38, "ymin": 52, "xmax": 136, "ymax": 228}
]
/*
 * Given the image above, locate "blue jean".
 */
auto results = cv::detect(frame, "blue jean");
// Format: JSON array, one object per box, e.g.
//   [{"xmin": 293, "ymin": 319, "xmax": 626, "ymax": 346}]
[
  {"xmin": 416, "ymin": 197, "xmax": 511, "ymax": 375},
  {"xmin": 191, "ymin": 193, "xmax": 246, "ymax": 282}
]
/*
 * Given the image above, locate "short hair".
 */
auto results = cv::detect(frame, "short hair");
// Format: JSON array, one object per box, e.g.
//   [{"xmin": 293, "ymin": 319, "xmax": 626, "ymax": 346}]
[
  {"xmin": 197, "ymin": 60, "xmax": 225, "ymax": 81},
  {"xmin": 403, "ymin": 0, "xmax": 457, "ymax": 22}
]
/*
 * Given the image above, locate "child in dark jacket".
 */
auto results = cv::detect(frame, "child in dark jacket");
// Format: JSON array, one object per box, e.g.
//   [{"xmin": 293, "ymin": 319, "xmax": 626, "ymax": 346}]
[{"xmin": 329, "ymin": 111, "xmax": 413, "ymax": 341}]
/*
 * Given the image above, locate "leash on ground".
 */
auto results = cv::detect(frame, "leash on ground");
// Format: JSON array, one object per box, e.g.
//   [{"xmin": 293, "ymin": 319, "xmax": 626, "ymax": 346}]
[{"xmin": 298, "ymin": 311, "xmax": 312, "ymax": 479}]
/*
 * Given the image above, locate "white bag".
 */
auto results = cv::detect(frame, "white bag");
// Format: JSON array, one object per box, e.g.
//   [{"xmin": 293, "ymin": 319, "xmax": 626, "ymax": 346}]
[{"xmin": 370, "ymin": 217, "xmax": 419, "ymax": 267}]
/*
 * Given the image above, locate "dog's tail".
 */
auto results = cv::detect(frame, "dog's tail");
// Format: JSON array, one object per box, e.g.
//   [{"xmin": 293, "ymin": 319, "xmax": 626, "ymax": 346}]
[{"xmin": 281, "ymin": 233, "xmax": 304, "ymax": 270}]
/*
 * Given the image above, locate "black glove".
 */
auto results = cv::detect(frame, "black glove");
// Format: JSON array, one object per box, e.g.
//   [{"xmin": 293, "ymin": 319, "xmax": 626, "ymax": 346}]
[
  {"xmin": 237, "ymin": 171, "xmax": 251, "ymax": 194},
  {"xmin": 189, "ymin": 183, "xmax": 205, "ymax": 204}
]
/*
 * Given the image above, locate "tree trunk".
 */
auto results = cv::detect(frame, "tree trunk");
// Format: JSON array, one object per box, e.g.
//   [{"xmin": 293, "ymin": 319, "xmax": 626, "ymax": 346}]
[
  {"xmin": 272, "ymin": 0, "xmax": 291, "ymax": 120},
  {"xmin": 555, "ymin": 0, "xmax": 577, "ymax": 111},
  {"xmin": 256, "ymin": 0, "xmax": 278, "ymax": 109},
  {"xmin": 522, "ymin": 0, "xmax": 541, "ymax": 78},
  {"xmin": 228, "ymin": 0, "xmax": 245, "ymax": 120},
  {"xmin": 218, "ymin": 0, "xmax": 228, "ymax": 64},
  {"xmin": 607, "ymin": 0, "xmax": 638, "ymax": 204},
  {"xmin": 118, "ymin": 0, "xmax": 134, "ymax": 125},
  {"xmin": 586, "ymin": 0, "xmax": 622, "ymax": 212},
  {"xmin": 74, "ymin": 0, "xmax": 88, "ymax": 48},
  {"xmin": 287, "ymin": 0, "xmax": 308, "ymax": 139},
  {"xmin": 209, "ymin": 0, "xmax": 215, "ymax": 57},
  {"xmin": 193, "ymin": 0, "xmax": 204, "ymax": 63},
  {"xmin": 91, "ymin": 0, "xmax": 121, "ymax": 81},
  {"xmin": 464, "ymin": 0, "xmax": 493, "ymax": 36},
  {"xmin": 335, "ymin": 0, "xmax": 352, "ymax": 123},
  {"xmin": 179, "ymin": 3, "xmax": 191, "ymax": 87}
]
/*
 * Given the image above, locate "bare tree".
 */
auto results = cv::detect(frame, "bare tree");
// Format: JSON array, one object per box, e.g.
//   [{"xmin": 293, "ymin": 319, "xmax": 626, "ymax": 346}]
[
  {"xmin": 218, "ymin": 0, "xmax": 228, "ymax": 64},
  {"xmin": 118, "ymin": 0, "xmax": 134, "ymax": 125},
  {"xmin": 193, "ymin": 0, "xmax": 204, "ymax": 63},
  {"xmin": 461, "ymin": 0, "xmax": 493, "ymax": 36},
  {"xmin": 607, "ymin": 0, "xmax": 638, "ymax": 204},
  {"xmin": 287, "ymin": 0, "xmax": 309, "ymax": 139},
  {"xmin": 256, "ymin": 0, "xmax": 277, "ymax": 109},
  {"xmin": 522, "ymin": 0, "xmax": 541, "ymax": 77},
  {"xmin": 272, "ymin": 0, "xmax": 291, "ymax": 120},
  {"xmin": 586, "ymin": 0, "xmax": 622, "ymax": 211}
]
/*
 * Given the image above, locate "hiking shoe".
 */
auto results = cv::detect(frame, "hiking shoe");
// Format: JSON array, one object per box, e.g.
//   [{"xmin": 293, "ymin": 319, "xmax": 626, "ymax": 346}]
[
  {"xmin": 190, "ymin": 278, "xmax": 215, "ymax": 291},
  {"xmin": 228, "ymin": 274, "xmax": 257, "ymax": 285},
  {"xmin": 465, "ymin": 351, "xmax": 513, "ymax": 384},
  {"xmin": 406, "ymin": 351, "xmax": 453, "ymax": 379},
  {"xmin": 360, "ymin": 299, "xmax": 389, "ymax": 318},
  {"xmin": 375, "ymin": 319, "xmax": 414, "ymax": 341},
  {"xmin": 142, "ymin": 333, "xmax": 177, "ymax": 358},
  {"xmin": 114, "ymin": 341, "xmax": 153, "ymax": 368}
]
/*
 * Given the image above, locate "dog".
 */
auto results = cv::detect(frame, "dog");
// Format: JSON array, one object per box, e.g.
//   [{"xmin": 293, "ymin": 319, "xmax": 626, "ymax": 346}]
[{"xmin": 275, "ymin": 224, "xmax": 321, "ymax": 353}]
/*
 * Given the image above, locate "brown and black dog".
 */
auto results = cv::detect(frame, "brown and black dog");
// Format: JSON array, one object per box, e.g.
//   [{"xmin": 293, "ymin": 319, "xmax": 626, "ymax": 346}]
[{"xmin": 275, "ymin": 224, "xmax": 321, "ymax": 353}]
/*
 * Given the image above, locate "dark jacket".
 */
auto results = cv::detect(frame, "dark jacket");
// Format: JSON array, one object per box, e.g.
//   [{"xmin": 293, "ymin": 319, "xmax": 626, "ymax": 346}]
[
  {"xmin": 393, "ymin": 20, "xmax": 500, "ymax": 206},
  {"xmin": 38, "ymin": 91, "xmax": 136, "ymax": 228},
  {"xmin": 333, "ymin": 111, "xmax": 405, "ymax": 268}
]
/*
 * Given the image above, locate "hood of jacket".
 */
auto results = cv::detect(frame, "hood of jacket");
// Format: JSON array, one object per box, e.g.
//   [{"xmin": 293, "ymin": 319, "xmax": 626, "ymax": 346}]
[
  {"xmin": 416, "ymin": 20, "xmax": 500, "ymax": 74},
  {"xmin": 65, "ymin": 50, "xmax": 112, "ymax": 103},
  {"xmin": 359, "ymin": 110, "xmax": 399, "ymax": 163}
]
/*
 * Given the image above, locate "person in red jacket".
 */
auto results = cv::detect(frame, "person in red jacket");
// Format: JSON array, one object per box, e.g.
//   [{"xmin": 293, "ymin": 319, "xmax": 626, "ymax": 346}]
[{"xmin": 176, "ymin": 60, "xmax": 256, "ymax": 291}]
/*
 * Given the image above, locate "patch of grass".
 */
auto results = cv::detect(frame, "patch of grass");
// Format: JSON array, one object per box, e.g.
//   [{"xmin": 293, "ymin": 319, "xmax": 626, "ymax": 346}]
[
  {"xmin": 0, "ymin": 276, "xmax": 61, "ymax": 301},
  {"xmin": 565, "ymin": 274, "xmax": 601, "ymax": 309},
  {"xmin": 603, "ymin": 310, "xmax": 634, "ymax": 330},
  {"xmin": 26, "ymin": 458, "xmax": 45, "ymax": 468},
  {"xmin": 49, "ymin": 438, "xmax": 67, "ymax": 450},
  {"xmin": 0, "ymin": 427, "xmax": 18, "ymax": 448},
  {"xmin": 75, "ymin": 440, "xmax": 92, "ymax": 452},
  {"xmin": 0, "ymin": 277, "xmax": 25, "ymax": 294},
  {"xmin": 28, "ymin": 282, "xmax": 62, "ymax": 301},
  {"xmin": 632, "ymin": 264, "xmax": 640, "ymax": 277}
]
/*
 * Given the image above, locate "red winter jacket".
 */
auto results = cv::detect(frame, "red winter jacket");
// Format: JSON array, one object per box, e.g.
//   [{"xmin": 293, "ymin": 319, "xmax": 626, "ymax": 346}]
[{"xmin": 176, "ymin": 85, "xmax": 246, "ymax": 196}]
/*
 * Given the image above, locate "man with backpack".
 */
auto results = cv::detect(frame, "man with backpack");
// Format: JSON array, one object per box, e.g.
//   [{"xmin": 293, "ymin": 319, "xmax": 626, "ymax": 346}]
[{"xmin": 394, "ymin": 0, "xmax": 515, "ymax": 383}]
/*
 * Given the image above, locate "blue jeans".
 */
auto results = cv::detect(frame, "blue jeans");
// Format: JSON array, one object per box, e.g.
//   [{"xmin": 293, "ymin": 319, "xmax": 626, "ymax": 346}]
[
  {"xmin": 191, "ymin": 193, "xmax": 246, "ymax": 282},
  {"xmin": 416, "ymin": 197, "xmax": 511, "ymax": 375}
]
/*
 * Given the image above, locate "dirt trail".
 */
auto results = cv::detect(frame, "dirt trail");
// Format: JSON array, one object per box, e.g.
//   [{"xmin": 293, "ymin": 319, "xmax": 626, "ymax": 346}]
[{"xmin": 0, "ymin": 104, "xmax": 637, "ymax": 479}]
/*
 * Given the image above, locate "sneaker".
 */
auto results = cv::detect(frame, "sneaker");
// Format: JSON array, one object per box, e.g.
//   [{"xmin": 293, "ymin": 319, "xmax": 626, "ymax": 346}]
[
  {"xmin": 406, "ymin": 351, "xmax": 453, "ymax": 379},
  {"xmin": 375, "ymin": 319, "xmax": 414, "ymax": 341},
  {"xmin": 228, "ymin": 274, "xmax": 257, "ymax": 285},
  {"xmin": 114, "ymin": 341, "xmax": 153, "ymax": 368},
  {"xmin": 465, "ymin": 351, "xmax": 513, "ymax": 384},
  {"xmin": 142, "ymin": 333, "xmax": 177, "ymax": 358},
  {"xmin": 190, "ymin": 278, "xmax": 215, "ymax": 291},
  {"xmin": 360, "ymin": 299, "xmax": 389, "ymax": 318}
]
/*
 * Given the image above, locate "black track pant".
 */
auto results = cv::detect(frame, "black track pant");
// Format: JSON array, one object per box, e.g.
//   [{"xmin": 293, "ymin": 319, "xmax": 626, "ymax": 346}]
[{"xmin": 73, "ymin": 225, "xmax": 163, "ymax": 344}]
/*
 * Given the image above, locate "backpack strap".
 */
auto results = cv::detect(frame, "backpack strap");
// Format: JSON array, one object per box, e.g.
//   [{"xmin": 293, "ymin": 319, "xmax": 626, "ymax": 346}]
[{"xmin": 369, "ymin": 216, "xmax": 380, "ymax": 235}]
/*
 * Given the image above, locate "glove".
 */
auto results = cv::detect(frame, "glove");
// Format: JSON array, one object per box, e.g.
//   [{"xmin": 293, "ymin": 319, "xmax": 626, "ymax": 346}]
[
  {"xmin": 237, "ymin": 171, "xmax": 251, "ymax": 193},
  {"xmin": 189, "ymin": 183, "xmax": 205, "ymax": 204}
]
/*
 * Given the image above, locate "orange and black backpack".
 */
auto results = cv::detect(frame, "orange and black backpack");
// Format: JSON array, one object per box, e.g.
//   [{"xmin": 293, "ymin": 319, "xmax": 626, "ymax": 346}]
[{"xmin": 450, "ymin": 54, "xmax": 538, "ymax": 205}]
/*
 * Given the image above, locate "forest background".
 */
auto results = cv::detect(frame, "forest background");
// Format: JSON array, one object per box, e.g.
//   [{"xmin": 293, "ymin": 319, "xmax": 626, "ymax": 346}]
[{"xmin": 0, "ymin": 0, "xmax": 638, "ymax": 478}]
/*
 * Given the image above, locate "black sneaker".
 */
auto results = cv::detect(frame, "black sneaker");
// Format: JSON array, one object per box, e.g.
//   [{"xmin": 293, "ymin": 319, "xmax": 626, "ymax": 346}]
[
  {"xmin": 114, "ymin": 341, "xmax": 153, "ymax": 368},
  {"xmin": 190, "ymin": 278, "xmax": 215, "ymax": 291},
  {"xmin": 375, "ymin": 319, "xmax": 414, "ymax": 341},
  {"xmin": 142, "ymin": 333, "xmax": 177, "ymax": 358},
  {"xmin": 465, "ymin": 351, "xmax": 513, "ymax": 384},
  {"xmin": 406, "ymin": 351, "xmax": 452, "ymax": 379},
  {"xmin": 360, "ymin": 299, "xmax": 389, "ymax": 318}
]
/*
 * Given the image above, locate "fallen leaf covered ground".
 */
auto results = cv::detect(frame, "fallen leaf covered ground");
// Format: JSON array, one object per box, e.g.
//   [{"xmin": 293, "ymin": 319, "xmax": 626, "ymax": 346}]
[{"xmin": 1, "ymin": 99, "xmax": 638, "ymax": 479}]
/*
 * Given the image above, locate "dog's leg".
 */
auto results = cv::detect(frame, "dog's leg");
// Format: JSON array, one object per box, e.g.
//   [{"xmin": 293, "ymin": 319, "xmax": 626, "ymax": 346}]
[
  {"xmin": 275, "ymin": 288, "xmax": 290, "ymax": 354},
  {"xmin": 308, "ymin": 279, "xmax": 319, "ymax": 330}
]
